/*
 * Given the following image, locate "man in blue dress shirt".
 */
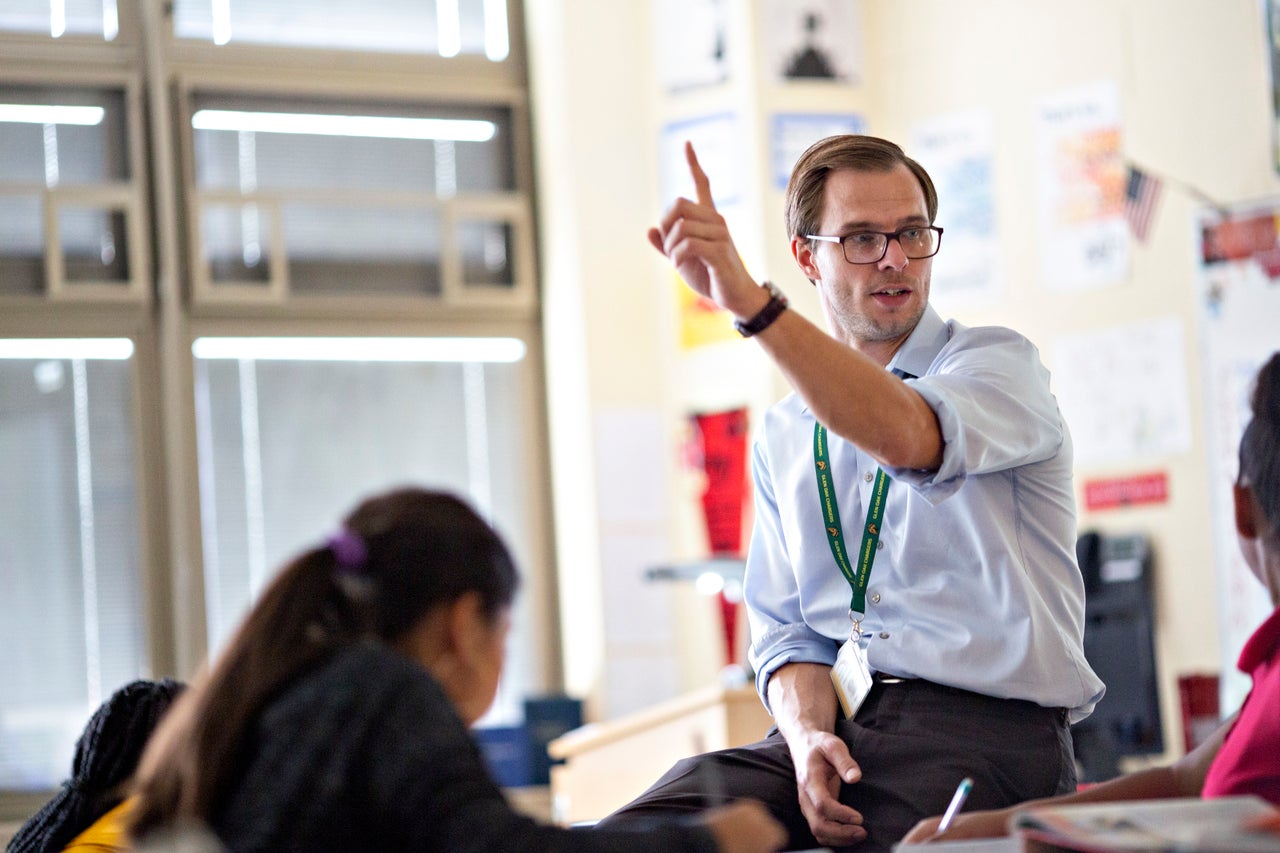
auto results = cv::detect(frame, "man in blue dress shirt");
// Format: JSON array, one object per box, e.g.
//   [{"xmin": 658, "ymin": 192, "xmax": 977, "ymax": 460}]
[{"xmin": 597, "ymin": 135, "xmax": 1104, "ymax": 852}]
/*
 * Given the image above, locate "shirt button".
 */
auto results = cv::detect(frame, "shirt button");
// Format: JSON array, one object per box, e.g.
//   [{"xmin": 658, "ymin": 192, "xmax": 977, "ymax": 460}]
[
  {"xmin": 864, "ymin": 472, "xmax": 873, "ymax": 482},
  {"xmin": 876, "ymin": 540, "xmax": 884, "ymax": 551},
  {"xmin": 871, "ymin": 593, "xmax": 881, "ymax": 604},
  {"xmin": 879, "ymin": 632, "xmax": 890, "ymax": 640}
]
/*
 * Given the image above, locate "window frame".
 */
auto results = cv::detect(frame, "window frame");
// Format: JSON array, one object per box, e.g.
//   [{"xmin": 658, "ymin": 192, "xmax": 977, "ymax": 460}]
[{"xmin": 0, "ymin": 66, "xmax": 151, "ymax": 303}]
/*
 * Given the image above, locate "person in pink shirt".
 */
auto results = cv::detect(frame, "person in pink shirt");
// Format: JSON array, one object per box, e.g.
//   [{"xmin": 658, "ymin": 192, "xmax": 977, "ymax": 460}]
[{"xmin": 903, "ymin": 350, "xmax": 1280, "ymax": 843}]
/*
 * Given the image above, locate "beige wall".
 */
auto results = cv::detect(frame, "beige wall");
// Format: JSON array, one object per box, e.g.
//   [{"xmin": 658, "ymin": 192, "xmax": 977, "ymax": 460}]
[
  {"xmin": 862, "ymin": 0, "xmax": 1280, "ymax": 762},
  {"xmin": 529, "ymin": 0, "xmax": 1278, "ymax": 757}
]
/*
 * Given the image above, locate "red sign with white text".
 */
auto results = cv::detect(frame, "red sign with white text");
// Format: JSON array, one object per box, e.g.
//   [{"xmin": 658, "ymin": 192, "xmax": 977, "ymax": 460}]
[{"xmin": 1083, "ymin": 471, "xmax": 1169, "ymax": 511}]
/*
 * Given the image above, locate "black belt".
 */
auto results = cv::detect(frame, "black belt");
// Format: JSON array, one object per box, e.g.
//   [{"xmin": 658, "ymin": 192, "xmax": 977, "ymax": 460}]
[
  {"xmin": 869, "ymin": 672, "xmax": 1068, "ymax": 723},
  {"xmin": 872, "ymin": 671, "xmax": 910, "ymax": 684}
]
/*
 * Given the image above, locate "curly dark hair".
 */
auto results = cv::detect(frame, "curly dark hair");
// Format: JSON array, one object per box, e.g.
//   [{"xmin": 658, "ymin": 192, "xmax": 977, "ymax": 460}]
[{"xmin": 1240, "ymin": 352, "xmax": 1280, "ymax": 534}]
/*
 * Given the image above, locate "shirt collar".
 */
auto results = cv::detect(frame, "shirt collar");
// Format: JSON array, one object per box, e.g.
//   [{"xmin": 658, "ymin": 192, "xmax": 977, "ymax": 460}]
[
  {"xmin": 1239, "ymin": 606, "xmax": 1280, "ymax": 674},
  {"xmin": 797, "ymin": 306, "xmax": 947, "ymax": 417},
  {"xmin": 887, "ymin": 305, "xmax": 949, "ymax": 380}
]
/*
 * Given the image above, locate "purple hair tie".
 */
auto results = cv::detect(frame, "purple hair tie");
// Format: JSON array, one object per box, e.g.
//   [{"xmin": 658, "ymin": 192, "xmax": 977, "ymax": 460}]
[{"xmin": 327, "ymin": 529, "xmax": 368, "ymax": 574}]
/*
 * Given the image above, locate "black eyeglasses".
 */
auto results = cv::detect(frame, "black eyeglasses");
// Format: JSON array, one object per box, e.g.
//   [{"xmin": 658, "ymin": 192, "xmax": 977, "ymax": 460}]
[{"xmin": 806, "ymin": 226, "xmax": 944, "ymax": 265}]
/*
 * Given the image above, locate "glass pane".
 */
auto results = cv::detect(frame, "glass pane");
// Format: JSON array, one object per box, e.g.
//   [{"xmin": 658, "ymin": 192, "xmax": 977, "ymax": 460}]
[
  {"xmin": 172, "ymin": 0, "xmax": 506, "ymax": 59},
  {"xmin": 283, "ymin": 203, "xmax": 441, "ymax": 296},
  {"xmin": 189, "ymin": 95, "xmax": 517, "ymax": 298},
  {"xmin": 458, "ymin": 218, "xmax": 515, "ymax": 288},
  {"xmin": 192, "ymin": 338, "xmax": 535, "ymax": 724},
  {"xmin": 191, "ymin": 96, "xmax": 514, "ymax": 194},
  {"xmin": 0, "ymin": 345, "xmax": 144, "ymax": 790},
  {"xmin": 0, "ymin": 0, "xmax": 120, "ymax": 40},
  {"xmin": 58, "ymin": 206, "xmax": 131, "ymax": 283},
  {"xmin": 201, "ymin": 203, "xmax": 273, "ymax": 285},
  {"xmin": 0, "ymin": 86, "xmax": 129, "ymax": 185},
  {"xmin": 0, "ymin": 195, "xmax": 45, "ymax": 296}
]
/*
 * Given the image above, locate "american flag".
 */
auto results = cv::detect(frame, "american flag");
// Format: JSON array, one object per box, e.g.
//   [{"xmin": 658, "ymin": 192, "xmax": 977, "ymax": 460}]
[{"xmin": 1124, "ymin": 165, "xmax": 1163, "ymax": 243}]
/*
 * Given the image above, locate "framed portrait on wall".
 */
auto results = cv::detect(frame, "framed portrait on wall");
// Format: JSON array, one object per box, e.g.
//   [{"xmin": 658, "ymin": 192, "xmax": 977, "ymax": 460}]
[{"xmin": 653, "ymin": 0, "xmax": 730, "ymax": 93}]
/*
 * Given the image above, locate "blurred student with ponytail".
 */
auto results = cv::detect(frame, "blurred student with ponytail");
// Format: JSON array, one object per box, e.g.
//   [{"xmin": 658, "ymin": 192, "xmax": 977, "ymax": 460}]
[
  {"xmin": 904, "ymin": 351, "xmax": 1280, "ymax": 843},
  {"xmin": 128, "ymin": 487, "xmax": 784, "ymax": 853}
]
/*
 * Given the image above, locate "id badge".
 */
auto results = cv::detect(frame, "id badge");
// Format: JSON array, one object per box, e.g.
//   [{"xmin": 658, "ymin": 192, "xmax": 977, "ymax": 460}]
[{"xmin": 830, "ymin": 637, "xmax": 873, "ymax": 720}]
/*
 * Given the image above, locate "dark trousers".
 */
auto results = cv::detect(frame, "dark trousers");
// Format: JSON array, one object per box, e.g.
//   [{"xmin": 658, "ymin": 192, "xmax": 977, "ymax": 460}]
[{"xmin": 596, "ymin": 677, "xmax": 1075, "ymax": 852}]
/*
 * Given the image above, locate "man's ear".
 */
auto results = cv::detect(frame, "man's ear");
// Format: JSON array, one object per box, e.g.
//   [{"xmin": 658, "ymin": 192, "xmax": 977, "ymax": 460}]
[
  {"xmin": 1234, "ymin": 482, "xmax": 1260, "ymax": 539},
  {"xmin": 791, "ymin": 235, "xmax": 820, "ymax": 283}
]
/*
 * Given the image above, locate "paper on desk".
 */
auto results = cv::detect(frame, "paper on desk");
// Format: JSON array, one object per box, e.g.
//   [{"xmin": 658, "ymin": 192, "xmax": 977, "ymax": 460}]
[
  {"xmin": 1010, "ymin": 795, "xmax": 1280, "ymax": 852},
  {"xmin": 893, "ymin": 837, "xmax": 1022, "ymax": 851}
]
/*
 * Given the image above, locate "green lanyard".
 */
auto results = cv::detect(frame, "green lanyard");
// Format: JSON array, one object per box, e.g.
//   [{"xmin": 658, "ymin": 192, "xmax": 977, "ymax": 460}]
[{"xmin": 813, "ymin": 422, "xmax": 889, "ymax": 618}]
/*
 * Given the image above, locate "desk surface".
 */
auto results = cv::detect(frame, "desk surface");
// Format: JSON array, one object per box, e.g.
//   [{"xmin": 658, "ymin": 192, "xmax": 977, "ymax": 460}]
[{"xmin": 549, "ymin": 683, "xmax": 763, "ymax": 759}]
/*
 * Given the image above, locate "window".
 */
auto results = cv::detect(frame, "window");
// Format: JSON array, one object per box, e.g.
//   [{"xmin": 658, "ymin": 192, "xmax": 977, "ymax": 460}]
[
  {"xmin": 172, "ymin": 0, "xmax": 509, "ymax": 59},
  {"xmin": 191, "ymin": 336, "xmax": 540, "ymax": 722},
  {"xmin": 0, "ymin": 0, "xmax": 543, "ymax": 803},
  {"xmin": 0, "ymin": 340, "xmax": 144, "ymax": 789},
  {"xmin": 0, "ymin": 2, "xmax": 122, "ymax": 40},
  {"xmin": 0, "ymin": 84, "xmax": 147, "ymax": 299},
  {"xmin": 185, "ymin": 94, "xmax": 530, "ymax": 304}
]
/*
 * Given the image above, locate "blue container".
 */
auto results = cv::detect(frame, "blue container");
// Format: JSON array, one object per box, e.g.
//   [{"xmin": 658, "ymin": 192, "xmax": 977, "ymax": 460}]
[
  {"xmin": 474, "ymin": 724, "xmax": 532, "ymax": 788},
  {"xmin": 523, "ymin": 695, "xmax": 583, "ymax": 785}
]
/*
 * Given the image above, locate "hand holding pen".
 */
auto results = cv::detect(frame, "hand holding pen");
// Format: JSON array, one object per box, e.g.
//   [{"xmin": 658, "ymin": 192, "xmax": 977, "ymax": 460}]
[{"xmin": 934, "ymin": 777, "xmax": 973, "ymax": 837}]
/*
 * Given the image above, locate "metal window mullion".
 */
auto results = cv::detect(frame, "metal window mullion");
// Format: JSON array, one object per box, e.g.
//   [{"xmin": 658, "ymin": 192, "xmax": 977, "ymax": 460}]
[
  {"xmin": 237, "ymin": 358, "xmax": 268, "ymax": 598},
  {"xmin": 71, "ymin": 357, "xmax": 103, "ymax": 709}
]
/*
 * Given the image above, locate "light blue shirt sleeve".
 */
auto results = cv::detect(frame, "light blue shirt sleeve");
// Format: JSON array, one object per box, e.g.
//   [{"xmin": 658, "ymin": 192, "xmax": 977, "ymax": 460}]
[
  {"xmin": 886, "ymin": 326, "xmax": 1066, "ymax": 502},
  {"xmin": 744, "ymin": 436, "xmax": 841, "ymax": 708}
]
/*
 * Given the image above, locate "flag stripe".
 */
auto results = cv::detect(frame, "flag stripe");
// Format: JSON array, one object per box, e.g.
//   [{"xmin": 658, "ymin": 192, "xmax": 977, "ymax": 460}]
[{"xmin": 1124, "ymin": 166, "xmax": 1163, "ymax": 242}]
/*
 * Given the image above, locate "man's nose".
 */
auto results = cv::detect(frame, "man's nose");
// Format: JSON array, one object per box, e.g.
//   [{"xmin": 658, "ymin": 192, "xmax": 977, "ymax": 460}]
[{"xmin": 878, "ymin": 236, "xmax": 910, "ymax": 271}]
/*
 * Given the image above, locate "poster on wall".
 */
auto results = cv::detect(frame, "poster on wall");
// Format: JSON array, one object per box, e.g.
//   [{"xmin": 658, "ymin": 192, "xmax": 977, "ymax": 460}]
[
  {"xmin": 653, "ymin": 0, "xmax": 730, "ymax": 93},
  {"xmin": 770, "ymin": 112, "xmax": 867, "ymax": 189},
  {"xmin": 1050, "ymin": 316, "xmax": 1193, "ymax": 467},
  {"xmin": 910, "ymin": 110, "xmax": 1002, "ymax": 313},
  {"xmin": 1033, "ymin": 81, "xmax": 1129, "ymax": 292},
  {"xmin": 676, "ymin": 266, "xmax": 741, "ymax": 349},
  {"xmin": 760, "ymin": 0, "xmax": 863, "ymax": 84},
  {"xmin": 1196, "ymin": 202, "xmax": 1280, "ymax": 711},
  {"xmin": 658, "ymin": 113, "xmax": 744, "ymax": 208},
  {"xmin": 658, "ymin": 114, "xmax": 750, "ymax": 349}
]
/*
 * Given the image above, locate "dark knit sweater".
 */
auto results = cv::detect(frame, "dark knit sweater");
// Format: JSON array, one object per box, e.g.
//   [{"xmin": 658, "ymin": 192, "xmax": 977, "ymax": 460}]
[{"xmin": 213, "ymin": 644, "xmax": 716, "ymax": 852}]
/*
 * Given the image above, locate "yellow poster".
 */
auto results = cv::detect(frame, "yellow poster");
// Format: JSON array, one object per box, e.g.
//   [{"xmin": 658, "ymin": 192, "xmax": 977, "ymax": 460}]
[{"xmin": 676, "ymin": 273, "xmax": 739, "ymax": 349}]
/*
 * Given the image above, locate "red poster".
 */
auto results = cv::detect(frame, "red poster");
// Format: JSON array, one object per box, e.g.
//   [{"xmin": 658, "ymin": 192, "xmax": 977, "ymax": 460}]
[
  {"xmin": 691, "ymin": 408, "xmax": 750, "ymax": 665},
  {"xmin": 1083, "ymin": 471, "xmax": 1169, "ymax": 511},
  {"xmin": 691, "ymin": 408, "xmax": 750, "ymax": 554}
]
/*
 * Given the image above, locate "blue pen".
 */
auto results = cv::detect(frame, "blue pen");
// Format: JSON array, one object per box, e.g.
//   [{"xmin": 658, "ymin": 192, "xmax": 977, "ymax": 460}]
[{"xmin": 936, "ymin": 777, "xmax": 973, "ymax": 834}]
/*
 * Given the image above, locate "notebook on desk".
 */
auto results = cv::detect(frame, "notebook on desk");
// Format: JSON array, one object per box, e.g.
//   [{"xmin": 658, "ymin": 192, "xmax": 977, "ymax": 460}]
[
  {"xmin": 895, "ymin": 795, "xmax": 1280, "ymax": 852},
  {"xmin": 1011, "ymin": 795, "xmax": 1280, "ymax": 852}
]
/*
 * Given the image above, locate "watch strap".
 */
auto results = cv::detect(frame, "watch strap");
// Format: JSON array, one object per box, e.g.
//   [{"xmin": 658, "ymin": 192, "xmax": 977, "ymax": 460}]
[{"xmin": 734, "ymin": 282, "xmax": 788, "ymax": 337}]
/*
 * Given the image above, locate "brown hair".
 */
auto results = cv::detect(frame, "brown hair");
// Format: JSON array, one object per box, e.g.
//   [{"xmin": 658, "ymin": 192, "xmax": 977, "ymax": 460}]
[
  {"xmin": 783, "ymin": 134, "xmax": 938, "ymax": 240},
  {"xmin": 128, "ymin": 487, "xmax": 518, "ymax": 838},
  {"xmin": 1240, "ymin": 352, "xmax": 1280, "ymax": 534}
]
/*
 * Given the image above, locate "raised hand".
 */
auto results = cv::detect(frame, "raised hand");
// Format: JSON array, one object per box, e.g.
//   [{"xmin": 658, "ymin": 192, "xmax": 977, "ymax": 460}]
[{"xmin": 647, "ymin": 142, "xmax": 761, "ymax": 317}]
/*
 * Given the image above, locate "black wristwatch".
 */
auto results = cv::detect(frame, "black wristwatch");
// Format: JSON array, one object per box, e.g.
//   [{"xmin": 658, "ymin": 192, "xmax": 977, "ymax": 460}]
[{"xmin": 733, "ymin": 281, "xmax": 788, "ymax": 337}]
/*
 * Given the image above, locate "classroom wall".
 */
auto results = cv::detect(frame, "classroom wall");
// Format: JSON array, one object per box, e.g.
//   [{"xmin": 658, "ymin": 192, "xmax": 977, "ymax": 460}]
[
  {"xmin": 527, "ymin": 0, "xmax": 1280, "ymax": 761},
  {"xmin": 863, "ymin": 0, "xmax": 1280, "ymax": 762}
]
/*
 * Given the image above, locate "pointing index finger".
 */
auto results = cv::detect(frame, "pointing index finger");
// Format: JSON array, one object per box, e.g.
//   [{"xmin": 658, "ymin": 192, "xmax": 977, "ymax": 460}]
[{"xmin": 685, "ymin": 141, "xmax": 716, "ymax": 209}]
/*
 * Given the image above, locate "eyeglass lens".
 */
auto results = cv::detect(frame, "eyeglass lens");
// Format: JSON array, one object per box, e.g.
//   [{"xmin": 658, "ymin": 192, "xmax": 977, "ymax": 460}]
[{"xmin": 843, "ymin": 228, "xmax": 940, "ymax": 263}]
